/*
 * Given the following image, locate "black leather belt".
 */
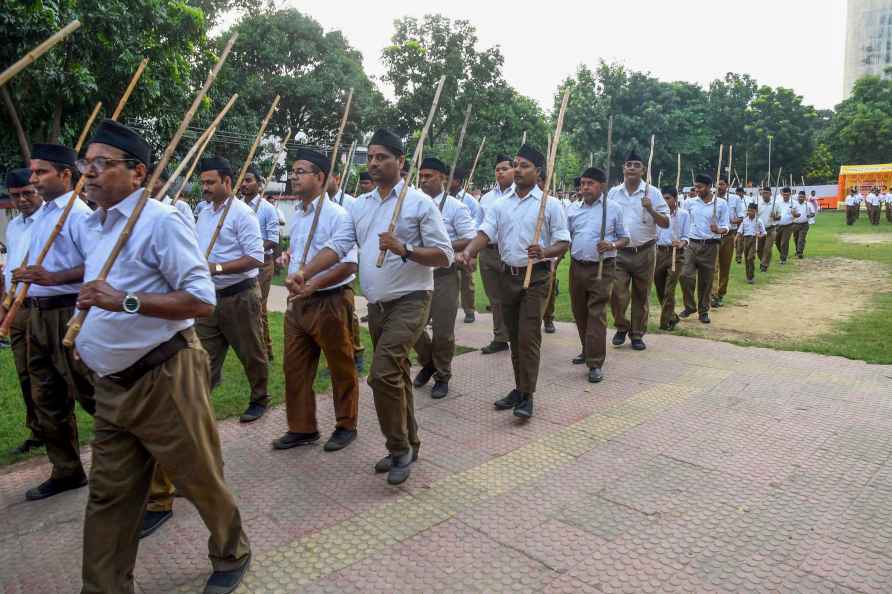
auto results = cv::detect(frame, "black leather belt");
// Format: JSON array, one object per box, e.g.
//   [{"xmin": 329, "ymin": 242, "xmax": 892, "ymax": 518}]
[
  {"xmin": 368, "ymin": 290, "xmax": 430, "ymax": 312},
  {"xmin": 657, "ymin": 245, "xmax": 679, "ymax": 251},
  {"xmin": 619, "ymin": 239, "xmax": 656, "ymax": 254},
  {"xmin": 216, "ymin": 277, "xmax": 256, "ymax": 299},
  {"xmin": 434, "ymin": 263, "xmax": 458, "ymax": 277},
  {"xmin": 309, "ymin": 284, "xmax": 346, "ymax": 298},
  {"xmin": 23, "ymin": 293, "xmax": 77, "ymax": 310},
  {"xmin": 485, "ymin": 244, "xmax": 498, "ymax": 249},
  {"xmin": 502, "ymin": 261, "xmax": 550, "ymax": 276},
  {"xmin": 689, "ymin": 238, "xmax": 721, "ymax": 245},
  {"xmin": 571, "ymin": 257, "xmax": 614, "ymax": 266},
  {"xmin": 104, "ymin": 332, "xmax": 188, "ymax": 389}
]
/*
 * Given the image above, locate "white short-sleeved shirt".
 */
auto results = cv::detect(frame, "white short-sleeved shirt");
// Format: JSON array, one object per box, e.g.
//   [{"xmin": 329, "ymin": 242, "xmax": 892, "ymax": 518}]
[
  {"xmin": 758, "ymin": 199, "xmax": 780, "ymax": 228},
  {"xmin": 726, "ymin": 194, "xmax": 747, "ymax": 230},
  {"xmin": 656, "ymin": 207, "xmax": 691, "ymax": 246},
  {"xmin": 288, "ymin": 195, "xmax": 357, "ymax": 290},
  {"xmin": 196, "ymin": 196, "xmax": 264, "ymax": 289},
  {"xmin": 3, "ymin": 204, "xmax": 44, "ymax": 290},
  {"xmin": 566, "ymin": 195, "xmax": 630, "ymax": 261},
  {"xmin": 332, "ymin": 190, "xmax": 355, "ymax": 210},
  {"xmin": 605, "ymin": 181, "xmax": 670, "ymax": 247},
  {"xmin": 685, "ymin": 197, "xmax": 731, "ymax": 240},
  {"xmin": 161, "ymin": 196, "xmax": 195, "ymax": 223},
  {"xmin": 738, "ymin": 216, "xmax": 767, "ymax": 237},
  {"xmin": 477, "ymin": 183, "xmax": 514, "ymax": 233},
  {"xmin": 248, "ymin": 194, "xmax": 280, "ymax": 254},
  {"xmin": 776, "ymin": 198, "xmax": 798, "ymax": 226},
  {"xmin": 434, "ymin": 193, "xmax": 478, "ymax": 243},
  {"xmin": 27, "ymin": 191, "xmax": 93, "ymax": 297}
]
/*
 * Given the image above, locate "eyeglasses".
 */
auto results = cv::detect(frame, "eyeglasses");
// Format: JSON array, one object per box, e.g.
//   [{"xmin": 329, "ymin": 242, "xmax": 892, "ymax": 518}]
[
  {"xmin": 290, "ymin": 169, "xmax": 316, "ymax": 177},
  {"xmin": 75, "ymin": 157, "xmax": 139, "ymax": 174},
  {"xmin": 9, "ymin": 189, "xmax": 38, "ymax": 200}
]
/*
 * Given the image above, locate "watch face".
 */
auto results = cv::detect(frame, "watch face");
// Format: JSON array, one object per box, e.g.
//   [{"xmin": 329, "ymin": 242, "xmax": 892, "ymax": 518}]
[{"xmin": 124, "ymin": 295, "xmax": 139, "ymax": 313}]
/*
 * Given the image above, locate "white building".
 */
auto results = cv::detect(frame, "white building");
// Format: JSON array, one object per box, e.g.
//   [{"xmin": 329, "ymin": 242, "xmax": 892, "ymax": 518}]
[{"xmin": 844, "ymin": 0, "xmax": 892, "ymax": 97}]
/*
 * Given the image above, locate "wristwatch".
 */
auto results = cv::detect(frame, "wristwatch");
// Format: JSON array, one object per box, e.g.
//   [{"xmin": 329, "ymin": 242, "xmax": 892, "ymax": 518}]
[
  {"xmin": 122, "ymin": 293, "xmax": 140, "ymax": 314},
  {"xmin": 214, "ymin": 263, "xmax": 224, "ymax": 274},
  {"xmin": 401, "ymin": 243, "xmax": 415, "ymax": 263}
]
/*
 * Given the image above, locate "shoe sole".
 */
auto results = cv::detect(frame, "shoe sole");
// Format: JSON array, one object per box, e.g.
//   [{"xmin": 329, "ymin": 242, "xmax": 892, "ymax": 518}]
[
  {"xmin": 204, "ymin": 555, "xmax": 251, "ymax": 594},
  {"xmin": 239, "ymin": 415, "xmax": 265, "ymax": 424},
  {"xmin": 494, "ymin": 402, "xmax": 515, "ymax": 410},
  {"xmin": 387, "ymin": 470, "xmax": 411, "ymax": 485},
  {"xmin": 25, "ymin": 478, "xmax": 87, "ymax": 501},
  {"xmin": 323, "ymin": 434, "xmax": 357, "ymax": 452},
  {"xmin": 272, "ymin": 438, "xmax": 319, "ymax": 450},
  {"xmin": 139, "ymin": 511, "xmax": 173, "ymax": 539},
  {"xmin": 513, "ymin": 410, "xmax": 532, "ymax": 419}
]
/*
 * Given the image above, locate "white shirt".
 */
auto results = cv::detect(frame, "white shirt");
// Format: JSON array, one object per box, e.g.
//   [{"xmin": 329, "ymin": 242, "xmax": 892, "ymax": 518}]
[
  {"xmin": 161, "ymin": 195, "xmax": 195, "ymax": 222},
  {"xmin": 758, "ymin": 199, "xmax": 780, "ymax": 228},
  {"xmin": 478, "ymin": 183, "xmax": 514, "ymax": 234},
  {"xmin": 196, "ymin": 196, "xmax": 264, "ymax": 290},
  {"xmin": 726, "ymin": 194, "xmax": 747, "ymax": 230},
  {"xmin": 456, "ymin": 189, "xmax": 480, "ymax": 224},
  {"xmin": 685, "ymin": 196, "xmax": 731, "ymax": 240},
  {"xmin": 3, "ymin": 204, "xmax": 44, "ymax": 290},
  {"xmin": 331, "ymin": 180, "xmax": 454, "ymax": 304},
  {"xmin": 75, "ymin": 189, "xmax": 216, "ymax": 377},
  {"xmin": 288, "ymin": 195, "xmax": 357, "ymax": 290},
  {"xmin": 332, "ymin": 190, "xmax": 355, "ymax": 210},
  {"xmin": 738, "ymin": 215, "xmax": 767, "ymax": 237},
  {"xmin": 478, "ymin": 184, "xmax": 571, "ymax": 267},
  {"xmin": 776, "ymin": 198, "xmax": 799, "ymax": 226},
  {"xmin": 845, "ymin": 195, "xmax": 862, "ymax": 206},
  {"xmin": 566, "ymin": 195, "xmax": 630, "ymax": 261},
  {"xmin": 656, "ymin": 207, "xmax": 691, "ymax": 246},
  {"xmin": 866, "ymin": 192, "xmax": 881, "ymax": 206},
  {"xmin": 434, "ymin": 194, "xmax": 478, "ymax": 243},
  {"xmin": 793, "ymin": 200, "xmax": 811, "ymax": 224},
  {"xmin": 248, "ymin": 195, "xmax": 280, "ymax": 254},
  {"xmin": 27, "ymin": 191, "xmax": 93, "ymax": 297},
  {"xmin": 606, "ymin": 181, "xmax": 670, "ymax": 247}
]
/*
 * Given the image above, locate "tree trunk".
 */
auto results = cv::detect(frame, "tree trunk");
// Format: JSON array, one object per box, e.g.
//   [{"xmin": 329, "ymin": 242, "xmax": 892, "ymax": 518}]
[
  {"xmin": 1, "ymin": 86, "xmax": 30, "ymax": 162},
  {"xmin": 50, "ymin": 94, "xmax": 63, "ymax": 144}
]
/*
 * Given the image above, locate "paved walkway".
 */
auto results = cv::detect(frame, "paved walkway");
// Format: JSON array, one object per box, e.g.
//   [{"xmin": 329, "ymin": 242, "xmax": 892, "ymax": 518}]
[{"xmin": 1, "ymin": 300, "xmax": 892, "ymax": 593}]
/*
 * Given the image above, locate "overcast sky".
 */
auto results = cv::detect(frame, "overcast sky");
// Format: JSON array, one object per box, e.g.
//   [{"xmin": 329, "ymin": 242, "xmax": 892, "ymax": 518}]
[{"xmin": 289, "ymin": 0, "xmax": 847, "ymax": 112}]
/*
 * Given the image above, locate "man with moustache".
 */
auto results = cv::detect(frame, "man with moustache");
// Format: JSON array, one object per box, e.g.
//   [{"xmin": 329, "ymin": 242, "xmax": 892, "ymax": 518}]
[
  {"xmin": 357, "ymin": 170, "xmax": 375, "ymax": 195},
  {"xmin": 654, "ymin": 186, "xmax": 690, "ymax": 331},
  {"xmin": 773, "ymin": 186, "xmax": 799, "ymax": 265},
  {"xmin": 711, "ymin": 177, "xmax": 744, "ymax": 308},
  {"xmin": 757, "ymin": 186, "xmax": 781, "ymax": 271}
]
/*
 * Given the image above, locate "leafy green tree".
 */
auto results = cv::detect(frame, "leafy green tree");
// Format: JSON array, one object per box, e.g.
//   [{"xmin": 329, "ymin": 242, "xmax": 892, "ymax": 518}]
[
  {"xmin": 821, "ymin": 74, "xmax": 892, "ymax": 166},
  {"xmin": 804, "ymin": 143, "xmax": 837, "ymax": 183}
]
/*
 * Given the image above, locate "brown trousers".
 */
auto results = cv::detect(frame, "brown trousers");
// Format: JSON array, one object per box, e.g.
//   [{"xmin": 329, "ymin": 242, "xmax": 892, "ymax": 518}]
[
  {"xmin": 653, "ymin": 246, "xmax": 684, "ymax": 328},
  {"xmin": 415, "ymin": 266, "xmax": 460, "ymax": 382},
  {"xmin": 569, "ymin": 259, "xmax": 614, "ymax": 369},
  {"xmin": 742, "ymin": 236, "xmax": 757, "ymax": 280},
  {"xmin": 734, "ymin": 233, "xmax": 744, "ymax": 262},
  {"xmin": 10, "ymin": 305, "xmax": 41, "ymax": 441},
  {"xmin": 681, "ymin": 241, "xmax": 718, "ymax": 314},
  {"xmin": 711, "ymin": 233, "xmax": 735, "ymax": 299},
  {"xmin": 196, "ymin": 284, "xmax": 269, "ymax": 406},
  {"xmin": 366, "ymin": 291, "xmax": 431, "ymax": 455},
  {"xmin": 610, "ymin": 245, "xmax": 656, "ymax": 339},
  {"xmin": 793, "ymin": 222, "xmax": 810, "ymax": 257},
  {"xmin": 478, "ymin": 246, "xmax": 509, "ymax": 343},
  {"xmin": 284, "ymin": 288, "xmax": 359, "ymax": 434},
  {"xmin": 846, "ymin": 205, "xmax": 857, "ymax": 225},
  {"xmin": 82, "ymin": 329, "xmax": 250, "ymax": 594},
  {"xmin": 499, "ymin": 264, "xmax": 551, "ymax": 394},
  {"xmin": 775, "ymin": 224, "xmax": 794, "ymax": 262},
  {"xmin": 868, "ymin": 204, "xmax": 881, "ymax": 225},
  {"xmin": 759, "ymin": 227, "xmax": 776, "ymax": 269},
  {"xmin": 28, "ymin": 303, "xmax": 95, "ymax": 480},
  {"xmin": 543, "ymin": 258, "xmax": 560, "ymax": 323},
  {"xmin": 886, "ymin": 203, "xmax": 892, "ymax": 223},
  {"xmin": 258, "ymin": 256, "xmax": 275, "ymax": 358},
  {"xmin": 458, "ymin": 266, "xmax": 475, "ymax": 314},
  {"xmin": 345, "ymin": 284, "xmax": 364, "ymax": 357}
]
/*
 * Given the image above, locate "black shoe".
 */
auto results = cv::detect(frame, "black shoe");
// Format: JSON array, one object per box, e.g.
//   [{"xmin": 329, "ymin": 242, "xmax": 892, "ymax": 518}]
[
  {"xmin": 572, "ymin": 353, "xmax": 585, "ymax": 365},
  {"xmin": 797, "ymin": 254, "xmax": 804, "ymax": 259},
  {"xmin": 25, "ymin": 475, "xmax": 87, "ymax": 501},
  {"xmin": 10, "ymin": 438, "xmax": 44, "ymax": 456},
  {"xmin": 513, "ymin": 394, "xmax": 533, "ymax": 419},
  {"xmin": 747, "ymin": 278, "xmax": 755, "ymax": 284},
  {"xmin": 203, "ymin": 554, "xmax": 251, "ymax": 594},
  {"xmin": 760, "ymin": 265, "xmax": 768, "ymax": 272},
  {"xmin": 360, "ymin": 314, "xmax": 369, "ymax": 323},
  {"xmin": 699, "ymin": 313, "xmax": 711, "ymax": 324},
  {"xmin": 679, "ymin": 308, "xmax": 695, "ymax": 318},
  {"xmin": 667, "ymin": 317, "xmax": 679, "ymax": 331},
  {"xmin": 272, "ymin": 431, "xmax": 320, "ymax": 450},
  {"xmin": 374, "ymin": 448, "xmax": 419, "ymax": 473},
  {"xmin": 485, "ymin": 304, "xmax": 492, "ymax": 311},
  {"xmin": 611, "ymin": 331, "xmax": 627, "ymax": 346},
  {"xmin": 481, "ymin": 341, "xmax": 509, "ymax": 354},
  {"xmin": 139, "ymin": 510, "xmax": 173, "ymax": 539},
  {"xmin": 239, "ymin": 403, "xmax": 267, "ymax": 423},
  {"xmin": 588, "ymin": 368, "xmax": 604, "ymax": 383},
  {"xmin": 323, "ymin": 428, "xmax": 357, "ymax": 452},
  {"xmin": 387, "ymin": 449, "xmax": 415, "ymax": 485},
  {"xmin": 464, "ymin": 312, "xmax": 475, "ymax": 323},
  {"xmin": 780, "ymin": 259, "xmax": 787, "ymax": 265},
  {"xmin": 354, "ymin": 353, "xmax": 364, "ymax": 373},
  {"xmin": 712, "ymin": 297, "xmax": 723, "ymax": 308},
  {"xmin": 494, "ymin": 389, "xmax": 521, "ymax": 410},
  {"xmin": 543, "ymin": 320, "xmax": 556, "ymax": 334},
  {"xmin": 413, "ymin": 366, "xmax": 435, "ymax": 388},
  {"xmin": 431, "ymin": 381, "xmax": 449, "ymax": 399},
  {"xmin": 630, "ymin": 338, "xmax": 646, "ymax": 351},
  {"xmin": 735, "ymin": 258, "xmax": 742, "ymax": 264}
]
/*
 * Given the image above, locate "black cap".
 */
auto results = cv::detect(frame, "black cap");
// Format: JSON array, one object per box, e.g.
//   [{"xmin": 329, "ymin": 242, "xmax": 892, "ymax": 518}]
[
  {"xmin": 517, "ymin": 143, "xmax": 545, "ymax": 168},
  {"xmin": 294, "ymin": 148, "xmax": 331, "ymax": 175},
  {"xmin": 453, "ymin": 166, "xmax": 467, "ymax": 181},
  {"xmin": 761, "ymin": 185, "xmax": 772, "ymax": 192},
  {"xmin": 736, "ymin": 186, "xmax": 745, "ymax": 193},
  {"xmin": 719, "ymin": 175, "xmax": 729, "ymax": 183},
  {"xmin": 420, "ymin": 156, "xmax": 448, "ymax": 175},
  {"xmin": 695, "ymin": 174, "xmax": 713, "ymax": 185},
  {"xmin": 495, "ymin": 154, "xmax": 513, "ymax": 167},
  {"xmin": 369, "ymin": 128, "xmax": 404, "ymax": 156},
  {"xmin": 199, "ymin": 156, "xmax": 234, "ymax": 179},
  {"xmin": 781, "ymin": 186, "xmax": 791, "ymax": 193},
  {"xmin": 87, "ymin": 119, "xmax": 152, "ymax": 165},
  {"xmin": 245, "ymin": 165, "xmax": 263, "ymax": 180},
  {"xmin": 580, "ymin": 167, "xmax": 606, "ymax": 183},
  {"xmin": 661, "ymin": 185, "xmax": 678, "ymax": 198},
  {"xmin": 573, "ymin": 176, "xmax": 581, "ymax": 189},
  {"xmin": 5, "ymin": 168, "xmax": 32, "ymax": 188},
  {"xmin": 747, "ymin": 202, "xmax": 758, "ymax": 209},
  {"xmin": 359, "ymin": 171, "xmax": 372, "ymax": 181},
  {"xmin": 625, "ymin": 149, "xmax": 643, "ymax": 163},
  {"xmin": 798, "ymin": 190, "xmax": 806, "ymax": 195},
  {"xmin": 32, "ymin": 143, "xmax": 77, "ymax": 168}
]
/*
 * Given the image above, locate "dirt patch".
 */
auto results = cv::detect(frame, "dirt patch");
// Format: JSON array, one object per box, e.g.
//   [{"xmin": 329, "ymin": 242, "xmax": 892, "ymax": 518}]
[
  {"xmin": 677, "ymin": 257, "xmax": 892, "ymax": 343},
  {"xmin": 839, "ymin": 234, "xmax": 892, "ymax": 246}
]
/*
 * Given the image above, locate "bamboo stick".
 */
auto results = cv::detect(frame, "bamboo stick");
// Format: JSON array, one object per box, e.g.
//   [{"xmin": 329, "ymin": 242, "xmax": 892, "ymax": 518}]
[
  {"xmin": 458, "ymin": 136, "xmax": 486, "ymax": 203},
  {"xmin": 440, "ymin": 104, "xmax": 472, "ymax": 211},
  {"xmin": 641, "ymin": 134, "xmax": 655, "ymax": 220},
  {"xmin": 335, "ymin": 139, "xmax": 357, "ymax": 205},
  {"xmin": 75, "ymin": 102, "xmax": 103, "ymax": 152},
  {"xmin": 0, "ymin": 20, "xmax": 81, "ymax": 87},
  {"xmin": 59, "ymin": 34, "xmax": 238, "ymax": 346},
  {"xmin": 111, "ymin": 58, "xmax": 149, "ymax": 120},
  {"xmin": 597, "ymin": 115, "xmax": 613, "ymax": 280},
  {"xmin": 675, "ymin": 153, "xmax": 682, "ymax": 191}
]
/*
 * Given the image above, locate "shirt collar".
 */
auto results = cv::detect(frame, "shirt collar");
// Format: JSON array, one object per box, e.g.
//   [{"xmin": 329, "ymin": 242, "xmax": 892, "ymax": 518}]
[
  {"xmin": 620, "ymin": 180, "xmax": 646, "ymax": 197},
  {"xmin": 49, "ymin": 190, "xmax": 74, "ymax": 210},
  {"xmin": 21, "ymin": 202, "xmax": 44, "ymax": 224},
  {"xmin": 374, "ymin": 180, "xmax": 406, "ymax": 203},
  {"xmin": 298, "ymin": 194, "xmax": 326, "ymax": 214},
  {"xmin": 510, "ymin": 184, "xmax": 543, "ymax": 202},
  {"xmin": 497, "ymin": 183, "xmax": 515, "ymax": 197},
  {"xmin": 87, "ymin": 188, "xmax": 144, "ymax": 226}
]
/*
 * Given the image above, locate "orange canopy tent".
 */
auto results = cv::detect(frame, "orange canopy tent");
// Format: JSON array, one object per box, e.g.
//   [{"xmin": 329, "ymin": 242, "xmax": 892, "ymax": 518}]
[{"xmin": 837, "ymin": 163, "xmax": 892, "ymax": 208}]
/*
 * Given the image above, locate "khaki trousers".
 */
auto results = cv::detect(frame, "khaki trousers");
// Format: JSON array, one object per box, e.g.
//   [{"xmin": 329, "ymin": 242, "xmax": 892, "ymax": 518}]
[
  {"xmin": 610, "ymin": 245, "xmax": 656, "ymax": 339},
  {"xmin": 869, "ymin": 204, "xmax": 881, "ymax": 225},
  {"xmin": 479, "ymin": 246, "xmax": 509, "ymax": 343},
  {"xmin": 458, "ymin": 266, "xmax": 475, "ymax": 314},
  {"xmin": 28, "ymin": 303, "xmax": 95, "ymax": 480},
  {"xmin": 734, "ymin": 233, "xmax": 744, "ymax": 262},
  {"xmin": 775, "ymin": 224, "xmax": 794, "ymax": 262},
  {"xmin": 886, "ymin": 203, "xmax": 892, "ymax": 223},
  {"xmin": 415, "ymin": 266, "xmax": 460, "ymax": 382},
  {"xmin": 711, "ymin": 233, "xmax": 735, "ymax": 299},
  {"xmin": 569, "ymin": 259, "xmax": 614, "ymax": 369},
  {"xmin": 653, "ymin": 246, "xmax": 684, "ymax": 328},
  {"xmin": 366, "ymin": 291, "xmax": 431, "ymax": 456},
  {"xmin": 793, "ymin": 222, "xmax": 810, "ymax": 257},
  {"xmin": 284, "ymin": 288, "xmax": 359, "ymax": 434},
  {"xmin": 742, "ymin": 236, "xmax": 757, "ymax": 280},
  {"xmin": 846, "ymin": 205, "xmax": 857, "ymax": 225},
  {"xmin": 498, "ymin": 264, "xmax": 551, "ymax": 394},
  {"xmin": 759, "ymin": 227, "xmax": 776, "ymax": 269},
  {"xmin": 82, "ymin": 329, "xmax": 250, "ymax": 594},
  {"xmin": 681, "ymin": 241, "xmax": 719, "ymax": 315},
  {"xmin": 345, "ymin": 284, "xmax": 365, "ymax": 357},
  {"xmin": 196, "ymin": 284, "xmax": 269, "ymax": 407},
  {"xmin": 543, "ymin": 258, "xmax": 561, "ymax": 323},
  {"xmin": 258, "ymin": 256, "xmax": 275, "ymax": 358},
  {"xmin": 10, "ymin": 305, "xmax": 41, "ymax": 441}
]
